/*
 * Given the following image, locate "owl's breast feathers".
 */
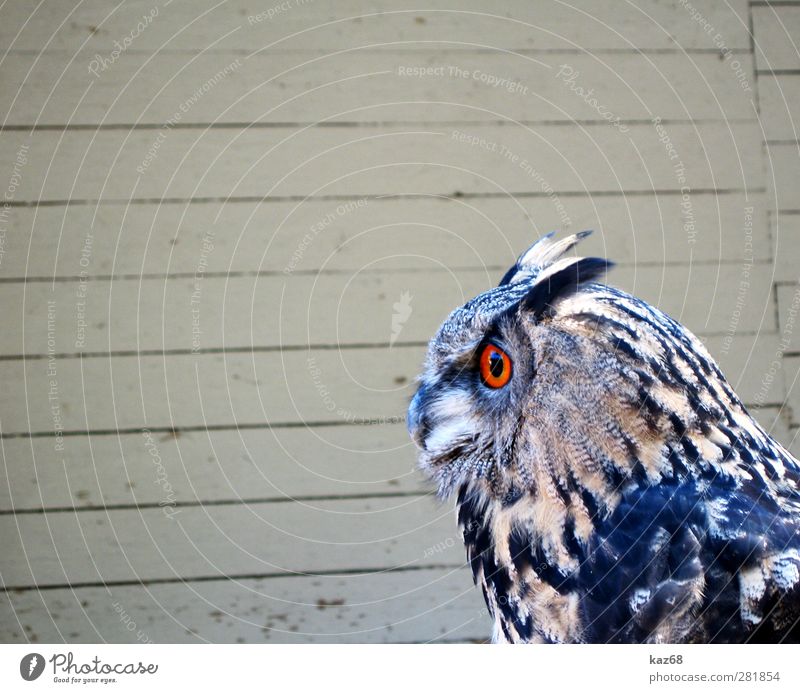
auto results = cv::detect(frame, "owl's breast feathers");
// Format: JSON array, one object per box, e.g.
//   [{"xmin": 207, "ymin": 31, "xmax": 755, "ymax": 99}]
[{"xmin": 457, "ymin": 286, "xmax": 800, "ymax": 644}]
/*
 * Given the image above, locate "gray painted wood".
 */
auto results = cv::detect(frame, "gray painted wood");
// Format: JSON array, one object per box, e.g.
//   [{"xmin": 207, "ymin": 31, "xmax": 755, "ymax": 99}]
[
  {"xmin": 0, "ymin": 496, "xmax": 465, "ymax": 587},
  {"xmin": 0, "ymin": 424, "xmax": 422, "ymax": 512},
  {"xmin": 0, "ymin": 567, "xmax": 489, "ymax": 643},
  {"xmin": 767, "ymin": 143, "xmax": 800, "ymax": 212},
  {"xmin": 0, "ymin": 193, "xmax": 770, "ymax": 281},
  {"xmin": 0, "ymin": 262, "xmax": 778, "ymax": 356},
  {"xmin": 0, "ymin": 122, "xmax": 763, "ymax": 201},
  {"xmin": 0, "ymin": 0, "xmax": 751, "ymax": 53},
  {"xmin": 754, "ymin": 5, "xmax": 800, "ymax": 72},
  {"xmin": 0, "ymin": 51, "xmax": 757, "ymax": 126},
  {"xmin": 760, "ymin": 75, "xmax": 800, "ymax": 141}
]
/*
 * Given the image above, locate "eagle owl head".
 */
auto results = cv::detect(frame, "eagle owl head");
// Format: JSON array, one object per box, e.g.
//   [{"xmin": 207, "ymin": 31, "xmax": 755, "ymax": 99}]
[{"xmin": 407, "ymin": 231, "xmax": 756, "ymax": 511}]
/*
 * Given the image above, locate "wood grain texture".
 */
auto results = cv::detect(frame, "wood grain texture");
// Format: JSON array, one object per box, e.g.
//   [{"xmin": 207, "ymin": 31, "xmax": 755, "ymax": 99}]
[
  {"xmin": 0, "ymin": 51, "xmax": 756, "ymax": 127},
  {"xmin": 0, "ymin": 424, "xmax": 421, "ymax": 512},
  {"xmin": 0, "ymin": 496, "xmax": 464, "ymax": 587},
  {"xmin": 0, "ymin": 122, "xmax": 763, "ymax": 202},
  {"xmin": 754, "ymin": 4, "xmax": 800, "ymax": 72},
  {"xmin": 767, "ymin": 142, "xmax": 800, "ymax": 211},
  {"xmin": 759, "ymin": 75, "xmax": 800, "ymax": 141},
  {"xmin": 0, "ymin": 262, "xmax": 778, "ymax": 356},
  {"xmin": 0, "ymin": 567, "xmax": 489, "ymax": 643},
  {"xmin": 0, "ymin": 193, "xmax": 770, "ymax": 281},
  {"xmin": 0, "ymin": 0, "xmax": 751, "ymax": 53}
]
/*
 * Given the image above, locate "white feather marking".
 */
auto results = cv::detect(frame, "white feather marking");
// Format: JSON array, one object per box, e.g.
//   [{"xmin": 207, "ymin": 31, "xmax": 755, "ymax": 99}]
[
  {"xmin": 768, "ymin": 550, "xmax": 800, "ymax": 591},
  {"xmin": 629, "ymin": 588, "xmax": 652, "ymax": 614},
  {"xmin": 739, "ymin": 567, "xmax": 768, "ymax": 625},
  {"xmin": 425, "ymin": 420, "xmax": 476, "ymax": 453}
]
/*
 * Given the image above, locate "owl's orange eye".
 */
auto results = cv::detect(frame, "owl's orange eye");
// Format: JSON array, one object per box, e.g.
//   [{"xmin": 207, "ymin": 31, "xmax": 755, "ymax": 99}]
[{"xmin": 479, "ymin": 344, "xmax": 512, "ymax": 388}]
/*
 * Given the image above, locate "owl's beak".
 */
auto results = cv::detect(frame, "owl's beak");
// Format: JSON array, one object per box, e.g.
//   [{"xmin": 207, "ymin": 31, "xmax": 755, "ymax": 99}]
[{"xmin": 407, "ymin": 386, "xmax": 427, "ymax": 450}]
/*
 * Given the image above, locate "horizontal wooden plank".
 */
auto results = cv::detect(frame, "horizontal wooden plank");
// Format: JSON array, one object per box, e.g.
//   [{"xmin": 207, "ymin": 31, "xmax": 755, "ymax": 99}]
[
  {"xmin": 0, "ymin": 566, "xmax": 488, "ymax": 643},
  {"xmin": 789, "ymin": 425, "xmax": 800, "ymax": 460},
  {"xmin": 0, "ymin": 193, "xmax": 771, "ymax": 280},
  {"xmin": 772, "ymin": 213, "xmax": 800, "ymax": 282},
  {"xmin": 0, "ymin": 122, "xmax": 763, "ymax": 201},
  {"xmin": 0, "ymin": 347, "xmax": 415, "ymax": 434},
  {"xmin": 750, "ymin": 405, "xmax": 792, "ymax": 448},
  {"xmin": 0, "ymin": 424, "xmax": 423, "ymax": 512},
  {"xmin": 0, "ymin": 51, "xmax": 756, "ymax": 127},
  {"xmin": 0, "ymin": 261, "xmax": 778, "ymax": 356},
  {"xmin": 704, "ymin": 334, "xmax": 787, "ymax": 407},
  {"xmin": 767, "ymin": 143, "xmax": 800, "ymax": 211},
  {"xmin": 0, "ymin": 336, "xmax": 786, "ymax": 437},
  {"xmin": 753, "ymin": 5, "xmax": 800, "ymax": 72},
  {"xmin": 758, "ymin": 75, "xmax": 800, "ymax": 141},
  {"xmin": 2, "ymin": 407, "xmax": 791, "ymax": 514},
  {"xmin": 778, "ymin": 281, "xmax": 800, "ymax": 349},
  {"xmin": 0, "ymin": 495, "xmax": 464, "ymax": 588},
  {"xmin": 783, "ymin": 356, "xmax": 800, "ymax": 427},
  {"xmin": 0, "ymin": 0, "xmax": 751, "ymax": 53}
]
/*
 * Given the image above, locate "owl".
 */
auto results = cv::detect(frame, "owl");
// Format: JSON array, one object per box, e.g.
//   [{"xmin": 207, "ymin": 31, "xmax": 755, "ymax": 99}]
[{"xmin": 408, "ymin": 231, "xmax": 800, "ymax": 643}]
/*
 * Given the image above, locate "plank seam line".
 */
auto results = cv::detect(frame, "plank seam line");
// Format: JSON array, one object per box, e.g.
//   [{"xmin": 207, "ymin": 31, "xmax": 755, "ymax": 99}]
[
  {"xmin": 0, "ymin": 258, "xmax": 775, "ymax": 285},
  {"xmin": 0, "ymin": 491, "xmax": 429, "ymax": 516},
  {"xmin": 0, "ymin": 47, "xmax": 758, "ymax": 56},
  {"xmin": 0, "ymin": 419, "xmax": 406, "ymax": 440},
  {"xmin": 1, "ymin": 188, "xmax": 767, "ymax": 207},
  {"xmin": 0, "ymin": 118, "xmax": 757, "ymax": 132},
  {"xmin": 0, "ymin": 563, "xmax": 466, "ymax": 593}
]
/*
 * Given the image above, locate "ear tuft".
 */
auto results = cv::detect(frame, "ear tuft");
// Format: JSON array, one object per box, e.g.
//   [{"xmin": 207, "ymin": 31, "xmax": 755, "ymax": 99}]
[
  {"xmin": 498, "ymin": 230, "xmax": 594, "ymax": 286},
  {"xmin": 522, "ymin": 256, "xmax": 613, "ymax": 317}
]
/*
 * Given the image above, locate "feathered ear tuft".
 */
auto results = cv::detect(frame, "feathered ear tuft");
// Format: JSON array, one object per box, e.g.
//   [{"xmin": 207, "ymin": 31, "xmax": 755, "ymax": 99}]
[
  {"xmin": 498, "ymin": 230, "xmax": 594, "ymax": 286},
  {"xmin": 522, "ymin": 256, "xmax": 614, "ymax": 317}
]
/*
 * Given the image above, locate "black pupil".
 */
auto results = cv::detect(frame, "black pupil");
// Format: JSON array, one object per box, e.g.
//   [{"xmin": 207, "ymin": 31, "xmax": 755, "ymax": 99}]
[{"xmin": 488, "ymin": 351, "xmax": 505, "ymax": 378}]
